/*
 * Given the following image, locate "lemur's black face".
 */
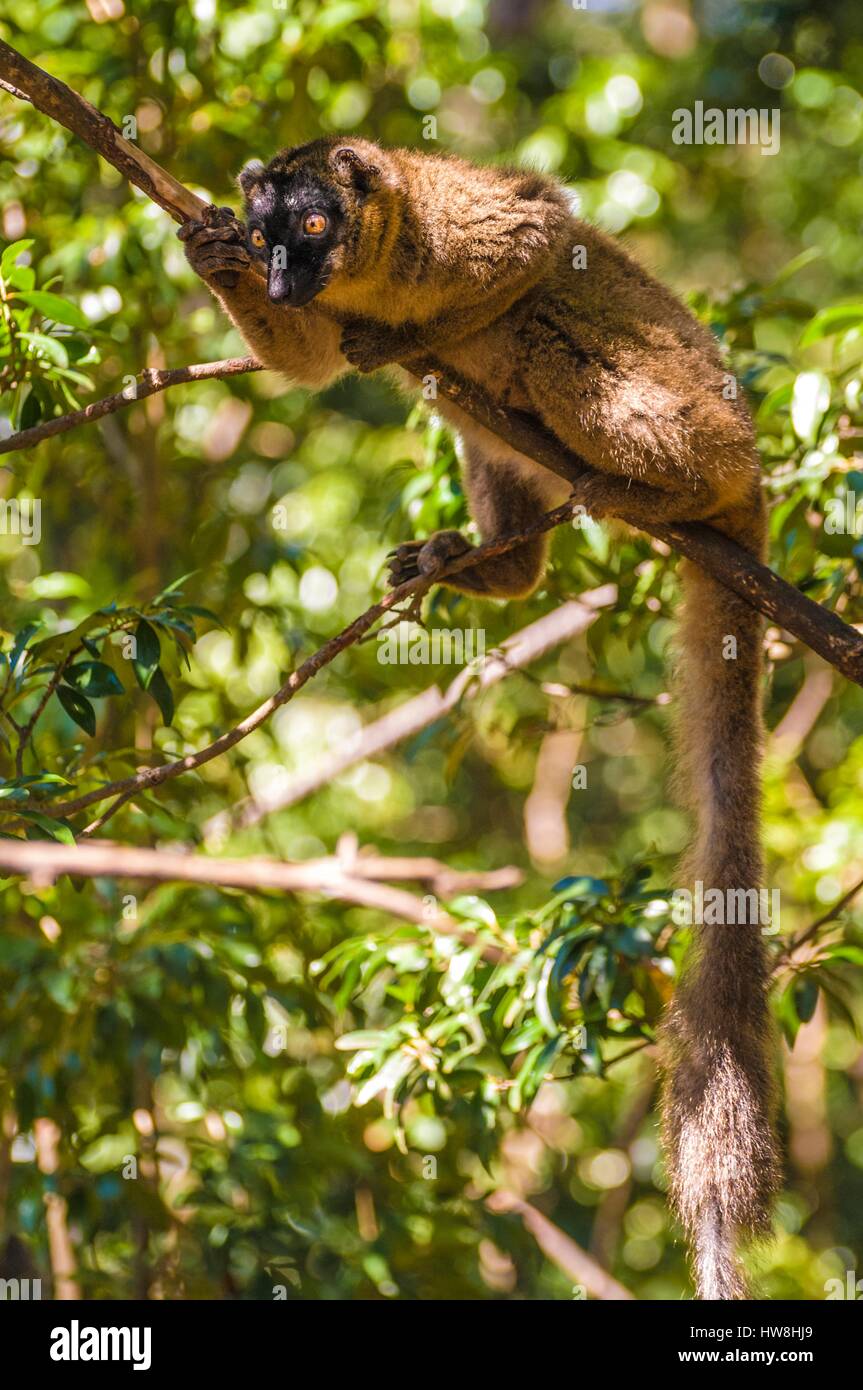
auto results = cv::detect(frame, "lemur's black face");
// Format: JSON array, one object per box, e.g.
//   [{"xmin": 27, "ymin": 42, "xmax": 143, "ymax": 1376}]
[{"xmin": 244, "ymin": 171, "xmax": 346, "ymax": 307}]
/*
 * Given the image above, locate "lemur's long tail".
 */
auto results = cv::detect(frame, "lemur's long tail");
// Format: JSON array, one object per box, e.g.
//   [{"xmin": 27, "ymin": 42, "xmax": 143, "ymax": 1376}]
[{"xmin": 661, "ymin": 549, "xmax": 780, "ymax": 1300}]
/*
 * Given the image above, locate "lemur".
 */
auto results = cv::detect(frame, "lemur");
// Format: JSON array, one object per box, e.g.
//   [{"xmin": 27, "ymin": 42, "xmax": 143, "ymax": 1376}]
[{"xmin": 180, "ymin": 136, "xmax": 779, "ymax": 1299}]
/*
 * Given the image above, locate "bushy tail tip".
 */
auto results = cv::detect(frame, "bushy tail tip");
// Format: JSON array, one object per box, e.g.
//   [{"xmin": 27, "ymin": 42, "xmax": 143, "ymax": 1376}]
[{"xmin": 695, "ymin": 1208, "xmax": 749, "ymax": 1300}]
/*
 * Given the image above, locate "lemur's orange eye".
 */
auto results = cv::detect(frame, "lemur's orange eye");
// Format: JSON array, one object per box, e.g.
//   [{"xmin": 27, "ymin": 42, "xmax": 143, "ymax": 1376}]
[
  {"xmin": 303, "ymin": 211, "xmax": 328, "ymax": 236},
  {"xmin": 250, "ymin": 228, "xmax": 266, "ymax": 248}
]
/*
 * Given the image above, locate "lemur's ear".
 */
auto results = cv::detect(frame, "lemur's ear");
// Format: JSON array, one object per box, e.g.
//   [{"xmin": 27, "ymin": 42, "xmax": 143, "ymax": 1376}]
[
  {"xmin": 330, "ymin": 146, "xmax": 382, "ymax": 196},
  {"xmin": 237, "ymin": 159, "xmax": 266, "ymax": 197}
]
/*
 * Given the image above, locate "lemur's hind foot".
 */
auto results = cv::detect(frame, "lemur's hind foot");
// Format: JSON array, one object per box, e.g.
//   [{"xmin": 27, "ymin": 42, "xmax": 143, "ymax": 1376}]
[{"xmin": 386, "ymin": 531, "xmax": 473, "ymax": 588}]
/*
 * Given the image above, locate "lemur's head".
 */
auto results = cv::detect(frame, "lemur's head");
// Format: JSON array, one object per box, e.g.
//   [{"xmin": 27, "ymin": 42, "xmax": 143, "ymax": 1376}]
[{"xmin": 238, "ymin": 138, "xmax": 397, "ymax": 307}]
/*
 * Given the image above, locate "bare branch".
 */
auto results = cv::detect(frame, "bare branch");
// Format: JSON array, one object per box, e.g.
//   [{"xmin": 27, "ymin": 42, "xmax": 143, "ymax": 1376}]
[
  {"xmin": 0, "ymin": 837, "xmax": 515, "ymax": 959},
  {"xmin": 34, "ymin": 1118, "xmax": 80, "ymax": 1301},
  {"xmin": 0, "ymin": 836, "xmax": 520, "ymax": 895},
  {"xmin": 0, "ymin": 358, "xmax": 260, "ymax": 456},
  {"xmin": 208, "ymin": 594, "xmax": 616, "ymax": 837},
  {"xmin": 486, "ymin": 1189, "xmax": 635, "ymax": 1300},
  {"xmin": 37, "ymin": 512, "xmax": 605, "ymax": 823},
  {"xmin": 0, "ymin": 38, "xmax": 206, "ymax": 223}
]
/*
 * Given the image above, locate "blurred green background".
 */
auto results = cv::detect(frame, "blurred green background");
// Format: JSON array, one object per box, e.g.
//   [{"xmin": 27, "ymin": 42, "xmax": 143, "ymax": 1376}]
[{"xmin": 0, "ymin": 0, "xmax": 862, "ymax": 1300}]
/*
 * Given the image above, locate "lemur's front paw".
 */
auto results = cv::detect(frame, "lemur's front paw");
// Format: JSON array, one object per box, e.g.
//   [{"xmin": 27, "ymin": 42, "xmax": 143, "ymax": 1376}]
[
  {"xmin": 178, "ymin": 205, "xmax": 251, "ymax": 289},
  {"xmin": 341, "ymin": 318, "xmax": 415, "ymax": 373},
  {"xmin": 387, "ymin": 530, "xmax": 473, "ymax": 587}
]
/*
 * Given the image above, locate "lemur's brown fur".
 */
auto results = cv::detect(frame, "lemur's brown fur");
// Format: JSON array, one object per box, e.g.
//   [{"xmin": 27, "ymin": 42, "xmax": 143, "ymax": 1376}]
[{"xmin": 180, "ymin": 137, "xmax": 780, "ymax": 1298}]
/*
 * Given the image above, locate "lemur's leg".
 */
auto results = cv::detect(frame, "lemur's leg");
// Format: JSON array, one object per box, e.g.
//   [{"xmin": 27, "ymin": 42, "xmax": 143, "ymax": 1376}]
[
  {"xmin": 179, "ymin": 206, "xmax": 347, "ymax": 390},
  {"xmin": 388, "ymin": 434, "xmax": 569, "ymax": 598},
  {"xmin": 568, "ymin": 471, "xmax": 720, "ymax": 526}
]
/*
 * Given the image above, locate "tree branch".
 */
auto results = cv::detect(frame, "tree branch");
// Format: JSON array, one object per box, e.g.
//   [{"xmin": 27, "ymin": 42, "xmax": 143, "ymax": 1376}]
[
  {"xmin": 773, "ymin": 873, "xmax": 863, "ymax": 971},
  {"xmin": 486, "ymin": 1189, "xmax": 635, "ymax": 1300},
  {"xmin": 408, "ymin": 357, "xmax": 863, "ymax": 687},
  {"xmin": 207, "ymin": 595, "xmax": 617, "ymax": 838},
  {"xmin": 0, "ymin": 836, "xmax": 520, "ymax": 895},
  {"xmin": 36, "ymin": 518, "xmax": 607, "ymax": 823},
  {"xmin": 0, "ymin": 837, "xmax": 516, "ymax": 959},
  {"xmin": 3, "ymin": 36, "xmax": 863, "ymax": 692},
  {"xmin": 0, "ymin": 358, "xmax": 260, "ymax": 455},
  {"xmin": 0, "ymin": 38, "xmax": 206, "ymax": 223}
]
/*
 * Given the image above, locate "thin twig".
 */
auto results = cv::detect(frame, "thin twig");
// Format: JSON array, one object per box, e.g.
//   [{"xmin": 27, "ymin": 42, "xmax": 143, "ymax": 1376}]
[
  {"xmin": 209, "ymin": 593, "xmax": 616, "ymax": 836},
  {"xmin": 0, "ymin": 358, "xmax": 260, "ymax": 455},
  {"xmin": 486, "ymin": 1189, "xmax": 635, "ymax": 1299},
  {"xmin": 15, "ymin": 648, "xmax": 78, "ymax": 776},
  {"xmin": 31, "ymin": 517, "xmax": 606, "ymax": 823},
  {"xmin": 773, "ymin": 872, "xmax": 863, "ymax": 970}
]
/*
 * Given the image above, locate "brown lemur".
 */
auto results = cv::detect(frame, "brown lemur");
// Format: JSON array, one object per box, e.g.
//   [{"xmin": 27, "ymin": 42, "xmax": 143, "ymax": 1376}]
[{"xmin": 180, "ymin": 136, "xmax": 779, "ymax": 1299}]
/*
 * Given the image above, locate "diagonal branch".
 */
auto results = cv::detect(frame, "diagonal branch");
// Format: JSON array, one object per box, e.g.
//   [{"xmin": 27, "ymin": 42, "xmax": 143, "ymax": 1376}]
[
  {"xmin": 406, "ymin": 357, "xmax": 863, "ymax": 687},
  {"xmin": 39, "ymin": 516, "xmax": 608, "ymax": 823},
  {"xmin": 207, "ymin": 596, "xmax": 616, "ymax": 837},
  {"xmin": 486, "ymin": 1189, "xmax": 635, "ymax": 1299},
  {"xmin": 0, "ymin": 38, "xmax": 206, "ymax": 223},
  {"xmin": 773, "ymin": 872, "xmax": 863, "ymax": 972},
  {"xmin": 0, "ymin": 357, "xmax": 260, "ymax": 455}
]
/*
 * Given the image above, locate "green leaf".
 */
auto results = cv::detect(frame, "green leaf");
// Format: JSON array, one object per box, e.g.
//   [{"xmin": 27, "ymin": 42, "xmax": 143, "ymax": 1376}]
[
  {"xmin": 29, "ymin": 571, "xmax": 92, "ymax": 600},
  {"xmin": 0, "ymin": 239, "xmax": 34, "ymax": 275},
  {"xmin": 17, "ymin": 332, "xmax": 69, "ymax": 368},
  {"xmin": 66, "ymin": 338, "xmax": 99, "ymax": 364},
  {"xmin": 823, "ymin": 945, "xmax": 863, "ymax": 967},
  {"xmin": 501, "ymin": 1017, "xmax": 545, "ymax": 1055},
  {"xmin": 767, "ymin": 247, "xmax": 821, "ymax": 288},
  {"xmin": 43, "ymin": 969, "xmax": 77, "ymax": 1012},
  {"xmin": 132, "ymin": 619, "xmax": 161, "ymax": 690},
  {"xmin": 535, "ymin": 955, "xmax": 560, "ymax": 1036},
  {"xmin": 335, "ymin": 1030, "xmax": 395, "ymax": 1051},
  {"xmin": 18, "ymin": 811, "xmax": 76, "ymax": 845},
  {"xmin": 178, "ymin": 604, "xmax": 225, "ymax": 628},
  {"xmin": 790, "ymin": 370, "xmax": 830, "ymax": 443},
  {"xmin": 154, "ymin": 571, "xmax": 199, "ymax": 603},
  {"xmin": 19, "ymin": 390, "xmax": 43, "ymax": 429},
  {"xmin": 817, "ymin": 972, "xmax": 859, "ymax": 1036},
  {"xmin": 447, "ymin": 895, "xmax": 497, "ymax": 928},
  {"xmin": 63, "ymin": 660, "xmax": 124, "ymax": 697},
  {"xmin": 56, "ymin": 684, "xmax": 97, "ymax": 736},
  {"xmin": 793, "ymin": 977, "xmax": 819, "ymax": 1025},
  {"xmin": 757, "ymin": 383, "xmax": 793, "ymax": 421},
  {"xmin": 7, "ymin": 264, "xmax": 35, "ymax": 291},
  {"xmin": 799, "ymin": 303, "xmax": 863, "ymax": 347},
  {"xmin": 148, "ymin": 667, "xmax": 174, "ymax": 726},
  {"xmin": 14, "ymin": 289, "xmax": 89, "ymax": 329},
  {"xmin": 9, "ymin": 623, "xmax": 40, "ymax": 675}
]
